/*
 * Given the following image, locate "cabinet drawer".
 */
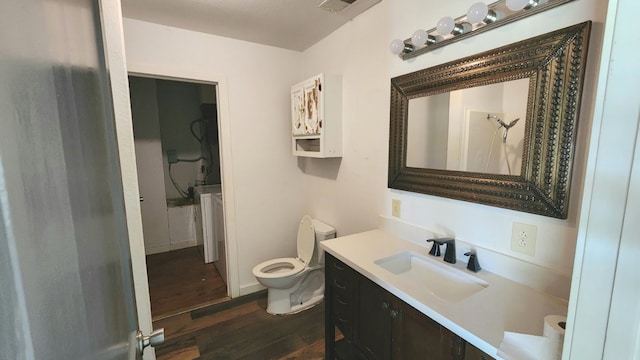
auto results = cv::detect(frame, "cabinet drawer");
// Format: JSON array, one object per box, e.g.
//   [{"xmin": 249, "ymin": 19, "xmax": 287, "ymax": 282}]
[
  {"xmin": 331, "ymin": 276, "xmax": 353, "ymax": 298},
  {"xmin": 332, "ymin": 291, "xmax": 353, "ymax": 334},
  {"xmin": 327, "ymin": 255, "xmax": 355, "ymax": 337},
  {"xmin": 329, "ymin": 257, "xmax": 354, "ymax": 290},
  {"xmin": 329, "ymin": 255, "xmax": 351, "ymax": 277}
]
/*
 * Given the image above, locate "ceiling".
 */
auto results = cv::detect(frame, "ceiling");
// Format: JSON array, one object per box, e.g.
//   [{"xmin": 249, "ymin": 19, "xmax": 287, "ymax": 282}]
[{"xmin": 120, "ymin": 0, "xmax": 381, "ymax": 51}]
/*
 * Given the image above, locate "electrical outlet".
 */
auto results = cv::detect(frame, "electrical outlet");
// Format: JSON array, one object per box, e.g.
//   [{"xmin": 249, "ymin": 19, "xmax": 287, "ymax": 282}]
[
  {"xmin": 391, "ymin": 199, "xmax": 401, "ymax": 217},
  {"xmin": 511, "ymin": 222, "xmax": 537, "ymax": 256}
]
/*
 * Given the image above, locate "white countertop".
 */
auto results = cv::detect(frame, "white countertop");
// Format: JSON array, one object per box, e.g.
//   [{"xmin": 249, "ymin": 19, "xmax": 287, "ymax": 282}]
[{"xmin": 320, "ymin": 229, "xmax": 568, "ymax": 358}]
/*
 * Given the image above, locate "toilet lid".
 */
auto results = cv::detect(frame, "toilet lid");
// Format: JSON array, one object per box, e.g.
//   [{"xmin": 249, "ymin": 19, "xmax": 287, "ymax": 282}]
[{"xmin": 297, "ymin": 215, "xmax": 315, "ymax": 265}]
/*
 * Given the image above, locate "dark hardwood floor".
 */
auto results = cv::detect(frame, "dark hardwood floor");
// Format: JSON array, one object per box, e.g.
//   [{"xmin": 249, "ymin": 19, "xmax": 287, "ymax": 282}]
[
  {"xmin": 153, "ymin": 291, "xmax": 339, "ymax": 360},
  {"xmin": 147, "ymin": 246, "xmax": 229, "ymax": 319}
]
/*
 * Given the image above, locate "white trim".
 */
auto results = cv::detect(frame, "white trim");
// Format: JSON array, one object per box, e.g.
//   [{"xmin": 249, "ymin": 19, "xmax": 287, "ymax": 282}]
[
  {"xmin": 564, "ymin": 0, "xmax": 640, "ymax": 358},
  {"xmin": 144, "ymin": 240, "xmax": 199, "ymax": 255},
  {"xmin": 98, "ymin": 1, "xmax": 155, "ymax": 359},
  {"xmin": 604, "ymin": 103, "xmax": 640, "ymax": 359},
  {"xmin": 240, "ymin": 282, "xmax": 266, "ymax": 297},
  {"xmin": 127, "ymin": 61, "xmax": 241, "ymax": 299},
  {"xmin": 601, "ymin": 0, "xmax": 640, "ymax": 356}
]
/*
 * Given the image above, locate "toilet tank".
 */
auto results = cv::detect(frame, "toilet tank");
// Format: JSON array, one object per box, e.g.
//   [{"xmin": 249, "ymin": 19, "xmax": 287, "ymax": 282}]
[
  {"xmin": 312, "ymin": 218, "xmax": 336, "ymax": 240},
  {"xmin": 311, "ymin": 218, "xmax": 336, "ymax": 265}
]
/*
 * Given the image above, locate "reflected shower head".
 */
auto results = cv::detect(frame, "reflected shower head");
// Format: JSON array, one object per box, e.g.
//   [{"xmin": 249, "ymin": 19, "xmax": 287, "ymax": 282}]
[{"xmin": 506, "ymin": 118, "xmax": 520, "ymax": 128}]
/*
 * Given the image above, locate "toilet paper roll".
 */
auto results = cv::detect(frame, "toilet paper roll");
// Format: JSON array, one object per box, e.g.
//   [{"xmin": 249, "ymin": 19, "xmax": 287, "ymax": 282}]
[
  {"xmin": 543, "ymin": 315, "xmax": 566, "ymax": 341},
  {"xmin": 498, "ymin": 332, "xmax": 561, "ymax": 360},
  {"xmin": 497, "ymin": 315, "xmax": 567, "ymax": 360}
]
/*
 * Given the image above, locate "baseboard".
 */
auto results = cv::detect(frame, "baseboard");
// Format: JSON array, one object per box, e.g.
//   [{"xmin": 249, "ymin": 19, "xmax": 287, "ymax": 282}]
[
  {"xmin": 239, "ymin": 282, "xmax": 266, "ymax": 297},
  {"xmin": 169, "ymin": 240, "xmax": 197, "ymax": 251},
  {"xmin": 145, "ymin": 240, "xmax": 198, "ymax": 255},
  {"xmin": 145, "ymin": 244, "xmax": 170, "ymax": 255}
]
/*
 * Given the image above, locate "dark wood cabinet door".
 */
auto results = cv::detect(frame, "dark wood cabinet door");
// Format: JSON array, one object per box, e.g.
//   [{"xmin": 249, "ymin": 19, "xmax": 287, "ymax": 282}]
[
  {"xmin": 393, "ymin": 300, "xmax": 465, "ymax": 360},
  {"xmin": 354, "ymin": 277, "xmax": 393, "ymax": 360},
  {"xmin": 326, "ymin": 255, "xmax": 483, "ymax": 360},
  {"xmin": 464, "ymin": 342, "xmax": 495, "ymax": 360}
]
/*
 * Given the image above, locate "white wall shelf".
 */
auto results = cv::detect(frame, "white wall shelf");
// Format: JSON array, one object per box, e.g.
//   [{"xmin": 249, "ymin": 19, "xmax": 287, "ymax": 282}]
[{"xmin": 291, "ymin": 73, "xmax": 342, "ymax": 158}]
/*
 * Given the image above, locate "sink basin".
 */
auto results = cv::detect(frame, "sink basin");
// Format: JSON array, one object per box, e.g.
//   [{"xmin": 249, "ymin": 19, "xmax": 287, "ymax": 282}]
[{"xmin": 374, "ymin": 251, "xmax": 488, "ymax": 303}]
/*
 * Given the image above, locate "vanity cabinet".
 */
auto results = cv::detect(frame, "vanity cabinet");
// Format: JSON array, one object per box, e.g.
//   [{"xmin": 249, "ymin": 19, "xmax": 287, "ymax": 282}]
[
  {"xmin": 464, "ymin": 343, "xmax": 494, "ymax": 360},
  {"xmin": 291, "ymin": 73, "xmax": 342, "ymax": 158},
  {"xmin": 354, "ymin": 274, "xmax": 464, "ymax": 360},
  {"xmin": 326, "ymin": 253, "xmax": 490, "ymax": 360}
]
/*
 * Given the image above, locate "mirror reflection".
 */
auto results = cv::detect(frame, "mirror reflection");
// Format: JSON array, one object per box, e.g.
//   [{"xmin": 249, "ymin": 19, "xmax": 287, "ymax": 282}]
[{"xmin": 406, "ymin": 78, "xmax": 529, "ymax": 175}]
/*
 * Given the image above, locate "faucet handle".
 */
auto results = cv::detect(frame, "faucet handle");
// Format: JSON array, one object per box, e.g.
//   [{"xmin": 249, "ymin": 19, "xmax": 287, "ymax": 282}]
[
  {"xmin": 427, "ymin": 238, "xmax": 456, "ymax": 263},
  {"xmin": 464, "ymin": 251, "xmax": 482, "ymax": 272},
  {"xmin": 426, "ymin": 239, "xmax": 442, "ymax": 256}
]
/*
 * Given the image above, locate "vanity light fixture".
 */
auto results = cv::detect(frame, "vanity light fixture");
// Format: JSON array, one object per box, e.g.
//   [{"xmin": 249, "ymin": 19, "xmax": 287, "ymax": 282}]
[
  {"xmin": 506, "ymin": 0, "xmax": 547, "ymax": 11},
  {"xmin": 390, "ymin": 0, "xmax": 575, "ymax": 60}
]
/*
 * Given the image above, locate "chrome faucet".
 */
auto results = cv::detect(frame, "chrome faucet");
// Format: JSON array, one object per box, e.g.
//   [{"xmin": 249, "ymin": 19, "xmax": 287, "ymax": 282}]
[{"xmin": 426, "ymin": 238, "xmax": 456, "ymax": 264}]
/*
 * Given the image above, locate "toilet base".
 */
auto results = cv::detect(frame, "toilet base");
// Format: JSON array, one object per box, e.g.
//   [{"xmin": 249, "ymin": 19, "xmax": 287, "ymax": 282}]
[
  {"xmin": 287, "ymin": 293, "xmax": 324, "ymax": 314},
  {"xmin": 266, "ymin": 289, "xmax": 324, "ymax": 315},
  {"xmin": 265, "ymin": 270, "xmax": 325, "ymax": 315}
]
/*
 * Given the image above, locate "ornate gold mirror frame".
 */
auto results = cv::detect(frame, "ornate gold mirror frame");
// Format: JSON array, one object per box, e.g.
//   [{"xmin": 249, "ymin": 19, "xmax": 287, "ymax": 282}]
[{"xmin": 388, "ymin": 21, "xmax": 591, "ymax": 218}]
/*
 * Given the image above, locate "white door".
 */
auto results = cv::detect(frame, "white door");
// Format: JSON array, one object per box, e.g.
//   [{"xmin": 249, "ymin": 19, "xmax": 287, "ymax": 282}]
[{"xmin": 0, "ymin": 0, "xmax": 157, "ymax": 359}]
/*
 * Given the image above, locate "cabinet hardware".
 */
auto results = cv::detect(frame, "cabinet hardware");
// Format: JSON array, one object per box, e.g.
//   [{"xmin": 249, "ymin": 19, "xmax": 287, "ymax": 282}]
[{"xmin": 390, "ymin": 309, "xmax": 400, "ymax": 319}]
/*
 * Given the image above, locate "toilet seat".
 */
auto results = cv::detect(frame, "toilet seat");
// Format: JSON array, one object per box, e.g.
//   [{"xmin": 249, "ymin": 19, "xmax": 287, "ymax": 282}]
[
  {"xmin": 252, "ymin": 216, "xmax": 317, "ymax": 280},
  {"xmin": 252, "ymin": 216, "xmax": 335, "ymax": 315},
  {"xmin": 296, "ymin": 215, "xmax": 316, "ymax": 265},
  {"xmin": 253, "ymin": 257, "xmax": 305, "ymax": 279}
]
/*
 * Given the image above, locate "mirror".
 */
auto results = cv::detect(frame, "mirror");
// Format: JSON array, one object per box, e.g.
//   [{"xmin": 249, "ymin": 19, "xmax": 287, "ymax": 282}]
[
  {"xmin": 388, "ymin": 22, "xmax": 591, "ymax": 219},
  {"xmin": 406, "ymin": 78, "xmax": 529, "ymax": 175}
]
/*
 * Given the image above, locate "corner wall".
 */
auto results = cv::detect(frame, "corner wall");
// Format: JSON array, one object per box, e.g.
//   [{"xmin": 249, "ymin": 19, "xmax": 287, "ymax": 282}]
[{"xmin": 300, "ymin": 0, "xmax": 607, "ymax": 289}]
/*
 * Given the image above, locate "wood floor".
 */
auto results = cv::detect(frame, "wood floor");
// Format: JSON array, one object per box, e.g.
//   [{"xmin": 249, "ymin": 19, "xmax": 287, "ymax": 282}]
[
  {"xmin": 153, "ymin": 291, "xmax": 338, "ymax": 360},
  {"xmin": 147, "ymin": 246, "xmax": 228, "ymax": 319}
]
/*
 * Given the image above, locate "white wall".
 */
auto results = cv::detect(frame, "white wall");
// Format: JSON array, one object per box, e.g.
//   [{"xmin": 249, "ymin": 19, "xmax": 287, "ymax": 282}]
[
  {"xmin": 449, "ymin": 83, "xmax": 504, "ymax": 173},
  {"xmin": 407, "ymin": 93, "xmax": 449, "ymax": 169},
  {"xmin": 300, "ymin": 0, "xmax": 607, "ymax": 290},
  {"xmin": 123, "ymin": 19, "xmax": 307, "ymax": 292}
]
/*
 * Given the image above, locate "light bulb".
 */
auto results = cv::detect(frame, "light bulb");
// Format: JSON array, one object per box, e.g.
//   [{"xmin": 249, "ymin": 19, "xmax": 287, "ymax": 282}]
[
  {"xmin": 506, "ymin": 0, "xmax": 537, "ymax": 11},
  {"xmin": 436, "ymin": 16, "xmax": 470, "ymax": 36},
  {"xmin": 436, "ymin": 16, "xmax": 456, "ymax": 36},
  {"xmin": 467, "ymin": 2, "xmax": 497, "ymax": 24},
  {"xmin": 390, "ymin": 39, "xmax": 406, "ymax": 55},
  {"xmin": 411, "ymin": 29, "xmax": 428, "ymax": 48}
]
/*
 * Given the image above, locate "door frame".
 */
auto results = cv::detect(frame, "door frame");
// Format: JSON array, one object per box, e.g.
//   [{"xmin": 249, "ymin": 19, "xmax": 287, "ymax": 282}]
[
  {"xmin": 563, "ymin": 0, "xmax": 640, "ymax": 358},
  {"xmin": 100, "ymin": 4, "xmax": 240, "ymax": 359},
  {"xmin": 98, "ymin": 1, "xmax": 156, "ymax": 359},
  {"xmin": 126, "ymin": 63, "xmax": 240, "ymax": 300}
]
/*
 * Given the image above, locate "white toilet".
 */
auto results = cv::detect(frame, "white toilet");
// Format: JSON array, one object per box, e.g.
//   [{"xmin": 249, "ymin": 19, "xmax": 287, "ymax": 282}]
[{"xmin": 252, "ymin": 215, "xmax": 336, "ymax": 315}]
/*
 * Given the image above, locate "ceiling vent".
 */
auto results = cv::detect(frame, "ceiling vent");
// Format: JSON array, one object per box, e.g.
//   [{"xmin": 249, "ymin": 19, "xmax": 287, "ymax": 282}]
[{"xmin": 317, "ymin": 0, "xmax": 357, "ymax": 13}]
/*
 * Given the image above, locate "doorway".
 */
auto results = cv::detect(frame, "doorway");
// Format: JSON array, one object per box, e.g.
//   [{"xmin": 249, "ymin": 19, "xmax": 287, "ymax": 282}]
[{"xmin": 129, "ymin": 76, "xmax": 230, "ymax": 319}]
